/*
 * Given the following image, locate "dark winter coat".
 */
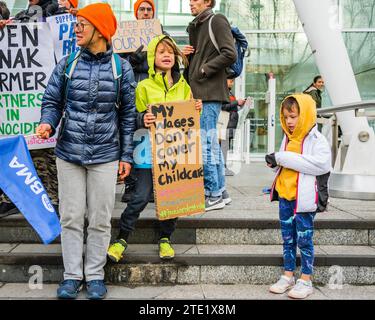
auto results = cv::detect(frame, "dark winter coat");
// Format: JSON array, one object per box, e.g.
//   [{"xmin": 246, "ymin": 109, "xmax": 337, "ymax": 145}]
[
  {"xmin": 40, "ymin": 47, "xmax": 137, "ymax": 165},
  {"xmin": 186, "ymin": 8, "xmax": 237, "ymax": 103}
]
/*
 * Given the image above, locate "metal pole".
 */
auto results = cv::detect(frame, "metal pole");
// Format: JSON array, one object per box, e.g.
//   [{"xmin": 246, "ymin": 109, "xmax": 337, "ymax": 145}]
[{"xmin": 293, "ymin": 0, "xmax": 362, "ymax": 145}]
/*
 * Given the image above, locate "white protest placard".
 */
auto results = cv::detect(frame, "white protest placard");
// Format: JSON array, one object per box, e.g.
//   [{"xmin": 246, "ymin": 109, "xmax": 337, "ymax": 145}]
[
  {"xmin": 217, "ymin": 111, "xmax": 230, "ymax": 140},
  {"xmin": 0, "ymin": 23, "xmax": 57, "ymax": 150},
  {"xmin": 112, "ymin": 19, "xmax": 162, "ymax": 53},
  {"xmin": 237, "ymin": 97, "xmax": 253, "ymax": 128},
  {"xmin": 46, "ymin": 13, "xmax": 78, "ymax": 62}
]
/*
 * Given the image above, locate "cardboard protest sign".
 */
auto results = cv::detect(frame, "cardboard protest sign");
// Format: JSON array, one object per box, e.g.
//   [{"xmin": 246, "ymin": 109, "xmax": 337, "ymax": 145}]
[
  {"xmin": 0, "ymin": 23, "xmax": 57, "ymax": 150},
  {"xmin": 46, "ymin": 13, "xmax": 78, "ymax": 62},
  {"xmin": 112, "ymin": 19, "xmax": 162, "ymax": 53},
  {"xmin": 149, "ymin": 100, "xmax": 205, "ymax": 220}
]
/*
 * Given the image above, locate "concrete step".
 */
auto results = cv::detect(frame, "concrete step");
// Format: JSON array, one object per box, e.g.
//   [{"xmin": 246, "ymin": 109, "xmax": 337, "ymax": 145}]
[
  {"xmin": 1, "ymin": 209, "xmax": 375, "ymax": 246},
  {"xmin": 1, "ymin": 243, "xmax": 375, "ymax": 285},
  {"xmin": 1, "ymin": 283, "xmax": 375, "ymax": 300}
]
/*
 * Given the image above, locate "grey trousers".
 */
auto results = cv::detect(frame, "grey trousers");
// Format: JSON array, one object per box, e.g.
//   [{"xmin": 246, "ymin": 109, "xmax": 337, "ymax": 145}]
[{"xmin": 56, "ymin": 158, "xmax": 118, "ymax": 282}]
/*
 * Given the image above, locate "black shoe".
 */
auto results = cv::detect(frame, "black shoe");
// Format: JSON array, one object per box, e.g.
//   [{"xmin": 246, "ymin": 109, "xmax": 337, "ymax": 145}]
[{"xmin": 0, "ymin": 202, "xmax": 19, "ymax": 217}]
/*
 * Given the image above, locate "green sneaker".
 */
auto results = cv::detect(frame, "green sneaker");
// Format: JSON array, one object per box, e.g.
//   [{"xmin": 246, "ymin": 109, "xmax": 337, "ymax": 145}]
[
  {"xmin": 159, "ymin": 238, "xmax": 175, "ymax": 260},
  {"xmin": 107, "ymin": 239, "xmax": 127, "ymax": 263}
]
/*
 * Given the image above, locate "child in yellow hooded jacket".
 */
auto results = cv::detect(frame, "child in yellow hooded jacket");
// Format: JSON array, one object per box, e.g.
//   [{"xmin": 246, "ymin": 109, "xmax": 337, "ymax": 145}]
[
  {"xmin": 266, "ymin": 94, "xmax": 331, "ymax": 299},
  {"xmin": 108, "ymin": 35, "xmax": 202, "ymax": 262}
]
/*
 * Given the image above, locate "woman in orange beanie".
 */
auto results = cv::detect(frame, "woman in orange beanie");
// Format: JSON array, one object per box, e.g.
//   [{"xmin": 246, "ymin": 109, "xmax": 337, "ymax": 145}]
[{"xmin": 37, "ymin": 2, "xmax": 136, "ymax": 301}]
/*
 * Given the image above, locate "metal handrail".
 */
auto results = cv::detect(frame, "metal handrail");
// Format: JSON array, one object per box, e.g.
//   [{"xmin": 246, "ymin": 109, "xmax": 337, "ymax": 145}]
[
  {"xmin": 317, "ymin": 100, "xmax": 375, "ymax": 115},
  {"xmin": 316, "ymin": 100, "xmax": 375, "ymax": 167}
]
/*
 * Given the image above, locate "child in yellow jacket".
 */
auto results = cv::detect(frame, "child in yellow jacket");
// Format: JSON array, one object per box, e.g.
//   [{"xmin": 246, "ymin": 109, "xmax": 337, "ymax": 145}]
[{"xmin": 108, "ymin": 35, "xmax": 202, "ymax": 262}]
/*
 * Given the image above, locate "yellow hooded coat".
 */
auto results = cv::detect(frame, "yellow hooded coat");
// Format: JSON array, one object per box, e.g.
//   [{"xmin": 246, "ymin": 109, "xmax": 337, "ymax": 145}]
[{"xmin": 275, "ymin": 94, "xmax": 317, "ymax": 201}]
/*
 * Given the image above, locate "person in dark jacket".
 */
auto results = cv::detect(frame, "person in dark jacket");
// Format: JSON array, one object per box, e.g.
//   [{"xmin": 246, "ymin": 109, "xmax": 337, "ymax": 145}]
[
  {"xmin": 54, "ymin": 0, "xmax": 79, "ymax": 15},
  {"xmin": 13, "ymin": 0, "xmax": 59, "ymax": 22},
  {"xmin": 303, "ymin": 75, "xmax": 324, "ymax": 109},
  {"xmin": 183, "ymin": 0, "xmax": 237, "ymax": 211},
  {"xmin": 304, "ymin": 75, "xmax": 329, "ymax": 212},
  {"xmin": 36, "ymin": 3, "xmax": 136, "ymax": 300},
  {"xmin": 220, "ymin": 77, "xmax": 246, "ymax": 177}
]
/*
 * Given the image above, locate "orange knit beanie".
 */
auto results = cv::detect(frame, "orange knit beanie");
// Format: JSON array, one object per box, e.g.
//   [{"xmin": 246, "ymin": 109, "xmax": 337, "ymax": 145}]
[
  {"xmin": 68, "ymin": 0, "xmax": 78, "ymax": 8},
  {"xmin": 77, "ymin": 3, "xmax": 117, "ymax": 42}
]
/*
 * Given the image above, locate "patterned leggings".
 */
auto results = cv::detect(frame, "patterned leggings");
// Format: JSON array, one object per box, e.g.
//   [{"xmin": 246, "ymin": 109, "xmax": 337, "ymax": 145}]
[{"xmin": 279, "ymin": 198, "xmax": 316, "ymax": 275}]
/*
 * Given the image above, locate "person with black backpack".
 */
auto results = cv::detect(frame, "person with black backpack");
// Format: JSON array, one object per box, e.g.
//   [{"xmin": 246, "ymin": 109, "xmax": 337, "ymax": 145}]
[
  {"xmin": 183, "ymin": 0, "xmax": 237, "ymax": 211},
  {"xmin": 36, "ymin": 3, "xmax": 136, "ymax": 300}
]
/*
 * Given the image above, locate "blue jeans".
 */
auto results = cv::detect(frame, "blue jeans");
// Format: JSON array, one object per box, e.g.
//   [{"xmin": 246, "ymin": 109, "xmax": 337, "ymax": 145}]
[
  {"xmin": 200, "ymin": 102, "xmax": 225, "ymax": 197},
  {"xmin": 279, "ymin": 198, "xmax": 316, "ymax": 275}
]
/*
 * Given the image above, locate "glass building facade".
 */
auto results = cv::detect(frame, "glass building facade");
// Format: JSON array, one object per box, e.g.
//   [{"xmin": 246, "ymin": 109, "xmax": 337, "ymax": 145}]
[{"xmin": 6, "ymin": 0, "xmax": 375, "ymax": 154}]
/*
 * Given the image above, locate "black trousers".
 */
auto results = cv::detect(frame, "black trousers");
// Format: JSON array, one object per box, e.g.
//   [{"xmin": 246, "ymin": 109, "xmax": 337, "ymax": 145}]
[
  {"xmin": 123, "ymin": 167, "xmax": 137, "ymax": 190},
  {"xmin": 119, "ymin": 168, "xmax": 177, "ymax": 240}
]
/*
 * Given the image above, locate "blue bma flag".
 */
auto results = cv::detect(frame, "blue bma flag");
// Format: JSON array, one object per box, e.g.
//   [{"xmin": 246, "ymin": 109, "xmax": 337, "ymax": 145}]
[{"xmin": 0, "ymin": 135, "xmax": 61, "ymax": 244}]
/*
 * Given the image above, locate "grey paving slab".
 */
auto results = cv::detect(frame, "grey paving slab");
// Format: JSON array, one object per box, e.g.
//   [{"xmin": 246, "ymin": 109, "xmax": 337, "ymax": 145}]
[
  {"xmin": 3, "ymin": 243, "xmax": 372, "ymax": 257},
  {"xmin": 177, "ymin": 266, "xmax": 200, "ymax": 284},
  {"xmin": 196, "ymin": 245, "xmax": 326, "ymax": 255},
  {"xmin": 196, "ymin": 228, "xmax": 282, "ymax": 245},
  {"xmin": 182, "ymin": 246, "xmax": 199, "ymax": 255},
  {"xmin": 329, "ymin": 199, "xmax": 375, "ymax": 212},
  {"xmin": 370, "ymin": 231, "xmax": 375, "ymax": 245},
  {"xmin": 201, "ymin": 284, "xmax": 327, "ymax": 300},
  {"xmin": 318, "ymin": 245, "xmax": 375, "ymax": 256},
  {"xmin": 106, "ymin": 285, "xmax": 171, "ymax": 299},
  {"xmin": 314, "ymin": 229, "xmax": 369, "ymax": 245},
  {"xmin": 0, "ymin": 284, "xmax": 171, "ymax": 300},
  {"xmin": 11, "ymin": 244, "xmax": 62, "ymax": 254},
  {"xmin": 0, "ymin": 283, "xmax": 374, "ymax": 300},
  {"xmin": 318, "ymin": 284, "xmax": 375, "ymax": 300},
  {"xmin": 200, "ymin": 266, "xmax": 284, "ymax": 285},
  {"xmin": 0, "ymin": 283, "xmax": 59, "ymax": 299},
  {"xmin": 154, "ymin": 285, "xmax": 204, "ymax": 299},
  {"xmin": 125, "ymin": 244, "xmax": 195, "ymax": 255},
  {"xmin": 0, "ymin": 244, "xmax": 18, "ymax": 254},
  {"xmin": 314, "ymin": 211, "xmax": 362, "ymax": 220},
  {"xmin": 191, "ymin": 211, "xmax": 279, "ymax": 220},
  {"xmin": 7, "ymin": 244, "xmax": 195, "ymax": 256},
  {"xmin": 347, "ymin": 212, "xmax": 375, "ymax": 219}
]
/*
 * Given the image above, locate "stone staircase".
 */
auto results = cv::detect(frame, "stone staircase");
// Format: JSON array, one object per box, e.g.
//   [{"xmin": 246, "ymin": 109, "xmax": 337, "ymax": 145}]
[{"xmin": 1, "ymin": 164, "xmax": 375, "ymax": 286}]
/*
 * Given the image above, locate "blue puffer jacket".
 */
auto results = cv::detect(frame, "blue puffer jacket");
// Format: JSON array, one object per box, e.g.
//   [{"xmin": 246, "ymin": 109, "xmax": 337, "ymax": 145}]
[{"xmin": 40, "ymin": 47, "xmax": 137, "ymax": 166}]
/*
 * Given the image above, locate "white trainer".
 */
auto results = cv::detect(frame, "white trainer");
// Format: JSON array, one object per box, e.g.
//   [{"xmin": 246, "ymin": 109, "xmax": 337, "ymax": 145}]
[
  {"xmin": 269, "ymin": 275, "xmax": 295, "ymax": 294},
  {"xmin": 288, "ymin": 279, "xmax": 314, "ymax": 299}
]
